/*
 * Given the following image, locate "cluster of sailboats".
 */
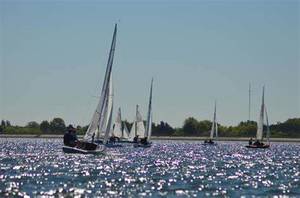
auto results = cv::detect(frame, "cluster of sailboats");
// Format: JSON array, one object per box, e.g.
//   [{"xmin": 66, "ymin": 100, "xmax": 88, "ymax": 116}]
[
  {"xmin": 62, "ymin": 24, "xmax": 271, "ymax": 154},
  {"xmin": 62, "ymin": 24, "xmax": 153, "ymax": 154}
]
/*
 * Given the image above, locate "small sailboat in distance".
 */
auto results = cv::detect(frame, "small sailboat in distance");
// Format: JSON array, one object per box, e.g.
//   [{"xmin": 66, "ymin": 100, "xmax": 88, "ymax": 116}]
[
  {"xmin": 246, "ymin": 86, "xmax": 270, "ymax": 149},
  {"xmin": 129, "ymin": 105, "xmax": 146, "ymax": 141},
  {"xmin": 204, "ymin": 101, "xmax": 218, "ymax": 145},
  {"xmin": 62, "ymin": 24, "xmax": 117, "ymax": 154},
  {"xmin": 134, "ymin": 78, "xmax": 153, "ymax": 148}
]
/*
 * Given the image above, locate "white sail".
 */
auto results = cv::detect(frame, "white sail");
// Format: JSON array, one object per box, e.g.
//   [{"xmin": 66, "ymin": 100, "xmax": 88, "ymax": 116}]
[
  {"xmin": 122, "ymin": 122, "xmax": 130, "ymax": 139},
  {"xmin": 129, "ymin": 121, "xmax": 136, "ymax": 141},
  {"xmin": 84, "ymin": 24, "xmax": 117, "ymax": 142},
  {"xmin": 145, "ymin": 79, "xmax": 153, "ymax": 140},
  {"xmin": 136, "ymin": 105, "xmax": 145, "ymax": 138},
  {"xmin": 113, "ymin": 108, "xmax": 123, "ymax": 137},
  {"xmin": 256, "ymin": 86, "xmax": 265, "ymax": 141},
  {"xmin": 103, "ymin": 72, "xmax": 114, "ymax": 142},
  {"xmin": 265, "ymin": 106, "xmax": 270, "ymax": 144},
  {"xmin": 129, "ymin": 105, "xmax": 145, "ymax": 140},
  {"xmin": 210, "ymin": 101, "xmax": 217, "ymax": 140}
]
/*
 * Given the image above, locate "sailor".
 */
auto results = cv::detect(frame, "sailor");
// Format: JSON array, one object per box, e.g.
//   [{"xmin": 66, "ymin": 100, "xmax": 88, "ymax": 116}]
[
  {"xmin": 249, "ymin": 138, "xmax": 253, "ymax": 145},
  {"xmin": 133, "ymin": 135, "xmax": 139, "ymax": 143},
  {"xmin": 141, "ymin": 137, "xmax": 148, "ymax": 145},
  {"xmin": 92, "ymin": 133, "xmax": 95, "ymax": 143},
  {"xmin": 64, "ymin": 125, "xmax": 78, "ymax": 147}
]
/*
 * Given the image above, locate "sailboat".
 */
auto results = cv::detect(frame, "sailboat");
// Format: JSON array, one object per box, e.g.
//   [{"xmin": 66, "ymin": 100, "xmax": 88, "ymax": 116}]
[
  {"xmin": 204, "ymin": 101, "xmax": 218, "ymax": 145},
  {"xmin": 62, "ymin": 24, "xmax": 117, "ymax": 154},
  {"xmin": 246, "ymin": 86, "xmax": 270, "ymax": 149},
  {"xmin": 129, "ymin": 105, "xmax": 146, "ymax": 141},
  {"xmin": 134, "ymin": 79, "xmax": 153, "ymax": 148}
]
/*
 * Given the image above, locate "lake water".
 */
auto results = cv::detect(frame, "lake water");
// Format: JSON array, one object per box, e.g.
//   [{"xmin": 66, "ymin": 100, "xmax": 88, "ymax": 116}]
[{"xmin": 0, "ymin": 138, "xmax": 299, "ymax": 197}]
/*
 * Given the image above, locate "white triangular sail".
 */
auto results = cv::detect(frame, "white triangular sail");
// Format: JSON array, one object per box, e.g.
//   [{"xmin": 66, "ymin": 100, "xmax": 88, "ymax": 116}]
[
  {"xmin": 113, "ymin": 108, "xmax": 123, "ymax": 137},
  {"xmin": 256, "ymin": 86, "xmax": 265, "ymax": 141},
  {"xmin": 84, "ymin": 24, "xmax": 117, "ymax": 143},
  {"xmin": 210, "ymin": 101, "xmax": 217, "ymax": 140},
  {"xmin": 129, "ymin": 105, "xmax": 145, "ymax": 140},
  {"xmin": 136, "ymin": 105, "xmax": 145, "ymax": 138},
  {"xmin": 145, "ymin": 79, "xmax": 153, "ymax": 141},
  {"xmin": 122, "ymin": 122, "xmax": 130, "ymax": 139},
  {"xmin": 103, "ymin": 73, "xmax": 114, "ymax": 141},
  {"xmin": 129, "ymin": 121, "xmax": 136, "ymax": 141},
  {"xmin": 265, "ymin": 106, "xmax": 270, "ymax": 144}
]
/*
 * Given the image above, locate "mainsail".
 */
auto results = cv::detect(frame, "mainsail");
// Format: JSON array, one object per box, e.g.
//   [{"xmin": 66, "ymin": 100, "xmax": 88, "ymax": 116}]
[
  {"xmin": 256, "ymin": 86, "xmax": 265, "ymax": 141},
  {"xmin": 84, "ymin": 24, "xmax": 117, "ymax": 143},
  {"xmin": 113, "ymin": 108, "xmax": 123, "ymax": 137},
  {"xmin": 210, "ymin": 101, "xmax": 217, "ymax": 140},
  {"xmin": 129, "ymin": 105, "xmax": 145, "ymax": 140},
  {"xmin": 122, "ymin": 123, "xmax": 130, "ymax": 139},
  {"xmin": 145, "ymin": 78, "xmax": 153, "ymax": 141},
  {"xmin": 265, "ymin": 106, "xmax": 270, "ymax": 143}
]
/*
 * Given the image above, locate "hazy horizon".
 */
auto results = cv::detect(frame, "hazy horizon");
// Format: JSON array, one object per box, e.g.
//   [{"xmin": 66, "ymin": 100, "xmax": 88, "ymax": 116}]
[{"xmin": 1, "ymin": 0, "xmax": 299, "ymax": 127}]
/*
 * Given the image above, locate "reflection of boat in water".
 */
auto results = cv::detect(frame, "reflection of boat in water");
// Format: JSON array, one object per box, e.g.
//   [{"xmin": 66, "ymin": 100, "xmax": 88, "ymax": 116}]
[
  {"xmin": 133, "ymin": 79, "xmax": 154, "ymax": 148},
  {"xmin": 246, "ymin": 86, "xmax": 270, "ymax": 149},
  {"xmin": 62, "ymin": 24, "xmax": 117, "ymax": 154},
  {"xmin": 203, "ymin": 101, "xmax": 218, "ymax": 145}
]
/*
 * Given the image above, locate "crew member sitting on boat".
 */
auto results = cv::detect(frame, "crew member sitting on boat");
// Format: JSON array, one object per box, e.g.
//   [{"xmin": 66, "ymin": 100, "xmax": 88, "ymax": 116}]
[
  {"xmin": 253, "ymin": 140, "xmax": 263, "ymax": 146},
  {"xmin": 140, "ymin": 137, "xmax": 148, "ymax": 145},
  {"xmin": 249, "ymin": 138, "xmax": 253, "ymax": 145},
  {"xmin": 133, "ymin": 135, "xmax": 139, "ymax": 143},
  {"xmin": 204, "ymin": 139, "xmax": 214, "ymax": 144},
  {"xmin": 109, "ymin": 135, "xmax": 116, "ymax": 144},
  {"xmin": 64, "ymin": 125, "xmax": 78, "ymax": 147}
]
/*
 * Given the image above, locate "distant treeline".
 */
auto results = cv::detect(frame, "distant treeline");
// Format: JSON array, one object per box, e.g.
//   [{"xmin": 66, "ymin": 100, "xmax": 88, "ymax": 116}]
[{"xmin": 0, "ymin": 117, "xmax": 300, "ymax": 138}]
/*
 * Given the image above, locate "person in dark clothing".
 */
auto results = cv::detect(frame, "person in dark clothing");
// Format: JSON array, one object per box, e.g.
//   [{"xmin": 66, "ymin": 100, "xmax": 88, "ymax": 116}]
[
  {"xmin": 133, "ymin": 135, "xmax": 139, "ymax": 143},
  {"xmin": 63, "ymin": 125, "xmax": 78, "ymax": 147},
  {"xmin": 140, "ymin": 137, "xmax": 148, "ymax": 145},
  {"xmin": 249, "ymin": 138, "xmax": 253, "ymax": 145}
]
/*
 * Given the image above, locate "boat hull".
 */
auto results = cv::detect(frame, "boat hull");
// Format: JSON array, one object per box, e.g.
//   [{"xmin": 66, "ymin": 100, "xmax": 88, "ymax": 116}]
[
  {"xmin": 245, "ymin": 144, "xmax": 270, "ymax": 149},
  {"xmin": 202, "ymin": 142, "xmax": 216, "ymax": 145},
  {"xmin": 62, "ymin": 145, "xmax": 105, "ymax": 154},
  {"xmin": 133, "ymin": 142, "xmax": 152, "ymax": 148}
]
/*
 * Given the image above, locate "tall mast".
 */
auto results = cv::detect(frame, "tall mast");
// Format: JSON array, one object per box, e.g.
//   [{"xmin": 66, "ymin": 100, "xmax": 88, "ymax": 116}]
[
  {"xmin": 135, "ymin": 105, "xmax": 138, "ymax": 137},
  {"xmin": 248, "ymin": 83, "xmax": 251, "ymax": 122},
  {"xmin": 146, "ymin": 78, "xmax": 153, "ymax": 139}
]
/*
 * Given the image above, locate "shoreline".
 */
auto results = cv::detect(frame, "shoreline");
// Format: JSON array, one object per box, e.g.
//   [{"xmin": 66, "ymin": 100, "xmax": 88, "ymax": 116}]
[{"xmin": 1, "ymin": 134, "xmax": 300, "ymax": 142}]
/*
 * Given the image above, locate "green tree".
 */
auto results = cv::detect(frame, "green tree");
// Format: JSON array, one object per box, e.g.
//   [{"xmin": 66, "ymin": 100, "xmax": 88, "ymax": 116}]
[
  {"xmin": 27, "ymin": 121, "xmax": 39, "ymax": 128},
  {"xmin": 40, "ymin": 120, "xmax": 50, "ymax": 133},
  {"xmin": 183, "ymin": 117, "xmax": 198, "ymax": 136},
  {"xmin": 1, "ymin": 120, "xmax": 6, "ymax": 127},
  {"xmin": 50, "ymin": 118, "xmax": 66, "ymax": 134}
]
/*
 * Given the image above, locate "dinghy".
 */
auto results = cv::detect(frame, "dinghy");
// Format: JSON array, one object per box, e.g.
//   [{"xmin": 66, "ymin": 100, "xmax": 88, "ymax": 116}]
[
  {"xmin": 246, "ymin": 86, "xmax": 270, "ymax": 149},
  {"xmin": 129, "ymin": 105, "xmax": 146, "ymax": 141},
  {"xmin": 203, "ymin": 101, "xmax": 218, "ymax": 145},
  {"xmin": 134, "ymin": 79, "xmax": 153, "ymax": 148},
  {"xmin": 63, "ymin": 24, "xmax": 117, "ymax": 154}
]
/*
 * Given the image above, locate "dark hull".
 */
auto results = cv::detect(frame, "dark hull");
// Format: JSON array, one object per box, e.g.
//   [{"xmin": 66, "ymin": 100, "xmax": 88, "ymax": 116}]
[
  {"xmin": 133, "ymin": 142, "xmax": 152, "ymax": 148},
  {"xmin": 202, "ymin": 142, "xmax": 216, "ymax": 145},
  {"xmin": 245, "ymin": 144, "xmax": 270, "ymax": 149},
  {"xmin": 62, "ymin": 146, "xmax": 105, "ymax": 154}
]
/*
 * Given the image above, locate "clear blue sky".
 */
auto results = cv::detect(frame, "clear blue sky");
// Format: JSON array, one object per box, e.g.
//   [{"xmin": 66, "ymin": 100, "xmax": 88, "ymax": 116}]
[{"xmin": 1, "ymin": 0, "xmax": 299, "ymax": 127}]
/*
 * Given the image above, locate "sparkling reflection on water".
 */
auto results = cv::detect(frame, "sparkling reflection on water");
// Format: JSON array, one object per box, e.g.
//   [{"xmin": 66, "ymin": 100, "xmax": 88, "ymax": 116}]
[{"xmin": 0, "ymin": 138, "xmax": 299, "ymax": 197}]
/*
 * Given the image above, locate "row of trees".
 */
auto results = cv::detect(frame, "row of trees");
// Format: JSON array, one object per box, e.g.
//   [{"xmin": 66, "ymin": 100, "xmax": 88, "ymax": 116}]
[{"xmin": 1, "ymin": 117, "xmax": 299, "ymax": 138}]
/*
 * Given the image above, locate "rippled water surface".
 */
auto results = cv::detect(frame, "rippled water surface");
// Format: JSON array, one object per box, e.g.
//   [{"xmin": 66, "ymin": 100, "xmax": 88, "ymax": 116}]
[{"xmin": 0, "ymin": 138, "xmax": 300, "ymax": 197}]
